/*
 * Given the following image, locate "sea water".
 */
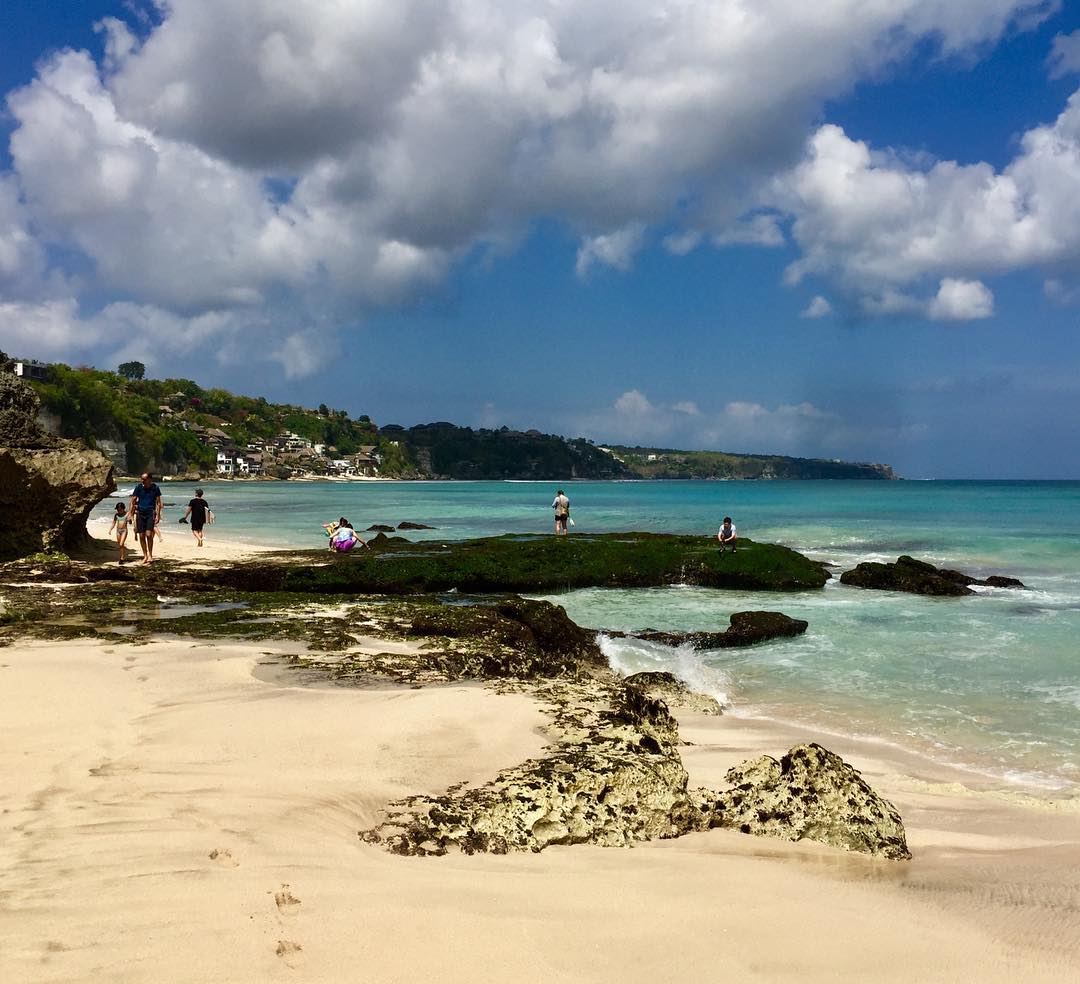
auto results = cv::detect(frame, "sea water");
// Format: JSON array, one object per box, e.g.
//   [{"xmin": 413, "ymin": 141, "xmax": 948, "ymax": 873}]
[{"xmin": 97, "ymin": 479, "xmax": 1080, "ymax": 790}]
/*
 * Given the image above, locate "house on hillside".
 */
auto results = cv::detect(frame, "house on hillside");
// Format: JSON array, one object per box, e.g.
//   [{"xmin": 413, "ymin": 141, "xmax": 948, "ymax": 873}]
[{"xmin": 13, "ymin": 359, "xmax": 48, "ymax": 381}]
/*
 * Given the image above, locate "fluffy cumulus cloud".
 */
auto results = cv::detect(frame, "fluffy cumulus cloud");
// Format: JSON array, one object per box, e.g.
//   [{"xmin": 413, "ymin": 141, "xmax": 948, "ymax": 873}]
[
  {"xmin": 0, "ymin": 0, "xmax": 1073, "ymax": 368},
  {"xmin": 770, "ymin": 94, "xmax": 1080, "ymax": 316}
]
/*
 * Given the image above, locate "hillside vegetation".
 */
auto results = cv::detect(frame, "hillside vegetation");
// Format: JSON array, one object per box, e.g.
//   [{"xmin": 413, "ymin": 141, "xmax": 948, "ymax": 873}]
[{"xmin": 25, "ymin": 363, "xmax": 895, "ymax": 480}]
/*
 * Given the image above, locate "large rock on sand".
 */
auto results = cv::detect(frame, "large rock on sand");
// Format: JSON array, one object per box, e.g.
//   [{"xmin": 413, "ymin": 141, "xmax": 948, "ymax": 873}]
[
  {"xmin": 0, "ymin": 368, "xmax": 115, "ymax": 558},
  {"xmin": 361, "ymin": 682, "xmax": 701, "ymax": 855},
  {"xmin": 840, "ymin": 555, "xmax": 1024, "ymax": 596},
  {"xmin": 693, "ymin": 742, "xmax": 911, "ymax": 860}
]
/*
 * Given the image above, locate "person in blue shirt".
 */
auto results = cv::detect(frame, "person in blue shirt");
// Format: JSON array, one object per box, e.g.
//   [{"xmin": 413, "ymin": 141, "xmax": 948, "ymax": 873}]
[{"xmin": 129, "ymin": 472, "xmax": 163, "ymax": 564}]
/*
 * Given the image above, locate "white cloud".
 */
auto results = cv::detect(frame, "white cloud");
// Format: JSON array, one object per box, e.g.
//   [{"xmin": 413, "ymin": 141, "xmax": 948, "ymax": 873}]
[
  {"xmin": 0, "ymin": 176, "xmax": 45, "ymax": 294},
  {"xmin": 576, "ymin": 225, "xmax": 646, "ymax": 277},
  {"xmin": 0, "ymin": 299, "xmax": 88, "ymax": 356},
  {"xmin": 801, "ymin": 295, "xmax": 833, "ymax": 318},
  {"xmin": 613, "ymin": 389, "xmax": 655, "ymax": 416},
  {"xmin": 0, "ymin": 0, "xmax": 1069, "ymax": 369},
  {"xmin": 271, "ymin": 331, "xmax": 325, "ymax": 380},
  {"xmin": 771, "ymin": 97, "xmax": 1080, "ymax": 312},
  {"xmin": 1048, "ymin": 30, "xmax": 1080, "ymax": 79},
  {"xmin": 928, "ymin": 278, "xmax": 994, "ymax": 320}
]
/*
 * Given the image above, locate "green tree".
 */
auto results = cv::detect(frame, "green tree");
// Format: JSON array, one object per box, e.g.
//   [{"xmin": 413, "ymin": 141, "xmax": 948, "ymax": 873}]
[{"xmin": 118, "ymin": 361, "xmax": 145, "ymax": 381}]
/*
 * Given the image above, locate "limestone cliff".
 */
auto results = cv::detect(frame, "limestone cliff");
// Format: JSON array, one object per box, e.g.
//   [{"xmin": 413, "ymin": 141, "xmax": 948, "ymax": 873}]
[{"xmin": 0, "ymin": 367, "xmax": 115, "ymax": 559}]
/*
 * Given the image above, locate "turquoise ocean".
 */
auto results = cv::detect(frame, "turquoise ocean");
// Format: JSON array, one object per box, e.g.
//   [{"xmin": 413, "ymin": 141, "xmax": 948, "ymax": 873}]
[{"xmin": 96, "ymin": 479, "xmax": 1080, "ymax": 792}]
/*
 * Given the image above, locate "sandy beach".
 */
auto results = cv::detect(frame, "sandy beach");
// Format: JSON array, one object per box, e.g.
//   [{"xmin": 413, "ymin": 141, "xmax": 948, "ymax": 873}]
[
  {"xmin": 3, "ymin": 619, "xmax": 1079, "ymax": 982},
  {"xmin": 87, "ymin": 515, "xmax": 276, "ymax": 565}
]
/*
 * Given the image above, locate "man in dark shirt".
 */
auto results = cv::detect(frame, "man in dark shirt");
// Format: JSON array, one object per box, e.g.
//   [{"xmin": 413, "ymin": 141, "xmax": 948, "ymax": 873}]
[
  {"xmin": 129, "ymin": 472, "xmax": 162, "ymax": 564},
  {"xmin": 182, "ymin": 489, "xmax": 211, "ymax": 547}
]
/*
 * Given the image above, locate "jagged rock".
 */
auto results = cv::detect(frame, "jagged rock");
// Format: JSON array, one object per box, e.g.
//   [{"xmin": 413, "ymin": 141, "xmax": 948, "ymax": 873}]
[
  {"xmin": 407, "ymin": 598, "xmax": 607, "ymax": 679},
  {"xmin": 606, "ymin": 610, "xmax": 808, "ymax": 650},
  {"xmin": 360, "ymin": 682, "xmax": 700, "ymax": 855},
  {"xmin": 397, "ymin": 521, "xmax": 436, "ymax": 530},
  {"xmin": 0, "ymin": 446, "xmax": 116, "ymax": 558},
  {"xmin": 693, "ymin": 742, "xmax": 910, "ymax": 860},
  {"xmin": 0, "ymin": 370, "xmax": 52, "ymax": 448},
  {"xmin": 840, "ymin": 555, "xmax": 1024, "ymax": 595},
  {"xmin": 0, "ymin": 370, "xmax": 115, "ymax": 559},
  {"xmin": 623, "ymin": 671, "xmax": 723, "ymax": 715},
  {"xmin": 366, "ymin": 524, "xmax": 396, "ymax": 532}
]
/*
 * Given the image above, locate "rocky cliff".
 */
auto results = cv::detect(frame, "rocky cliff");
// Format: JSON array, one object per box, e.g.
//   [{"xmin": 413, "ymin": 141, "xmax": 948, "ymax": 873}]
[{"xmin": 0, "ymin": 367, "xmax": 115, "ymax": 559}]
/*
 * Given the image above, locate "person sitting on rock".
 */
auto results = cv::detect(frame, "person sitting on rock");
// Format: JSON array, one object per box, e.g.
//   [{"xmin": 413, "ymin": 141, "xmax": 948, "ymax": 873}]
[{"xmin": 717, "ymin": 516, "xmax": 737, "ymax": 554}]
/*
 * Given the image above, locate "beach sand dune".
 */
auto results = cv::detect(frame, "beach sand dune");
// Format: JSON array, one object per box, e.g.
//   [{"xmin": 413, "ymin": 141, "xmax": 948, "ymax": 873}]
[{"xmin": 2, "ymin": 637, "xmax": 1078, "ymax": 982}]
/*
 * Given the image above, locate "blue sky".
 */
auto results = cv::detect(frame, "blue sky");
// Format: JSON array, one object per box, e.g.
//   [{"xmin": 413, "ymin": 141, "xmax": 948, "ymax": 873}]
[{"xmin": 2, "ymin": 1, "xmax": 1080, "ymax": 478}]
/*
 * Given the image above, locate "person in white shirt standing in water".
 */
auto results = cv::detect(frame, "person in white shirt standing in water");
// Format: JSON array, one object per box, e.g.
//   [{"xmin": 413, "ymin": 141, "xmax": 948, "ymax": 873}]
[
  {"xmin": 717, "ymin": 516, "xmax": 737, "ymax": 554},
  {"xmin": 551, "ymin": 489, "xmax": 570, "ymax": 535}
]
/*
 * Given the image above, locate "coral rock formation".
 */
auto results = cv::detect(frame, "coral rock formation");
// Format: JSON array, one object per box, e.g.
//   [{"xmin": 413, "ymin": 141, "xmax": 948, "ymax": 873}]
[
  {"xmin": 360, "ymin": 682, "xmax": 701, "ymax": 855},
  {"xmin": 694, "ymin": 742, "xmax": 911, "ymax": 860}
]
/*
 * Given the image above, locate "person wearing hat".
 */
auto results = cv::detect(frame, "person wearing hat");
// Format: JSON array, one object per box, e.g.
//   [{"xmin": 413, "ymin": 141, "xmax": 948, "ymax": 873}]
[{"xmin": 181, "ymin": 488, "xmax": 212, "ymax": 547}]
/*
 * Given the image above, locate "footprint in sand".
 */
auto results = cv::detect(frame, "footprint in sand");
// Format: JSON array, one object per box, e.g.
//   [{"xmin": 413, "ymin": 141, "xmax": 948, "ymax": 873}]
[
  {"xmin": 276, "ymin": 937, "xmax": 302, "ymax": 963},
  {"xmin": 274, "ymin": 884, "xmax": 302, "ymax": 912},
  {"xmin": 208, "ymin": 848, "xmax": 239, "ymax": 868}
]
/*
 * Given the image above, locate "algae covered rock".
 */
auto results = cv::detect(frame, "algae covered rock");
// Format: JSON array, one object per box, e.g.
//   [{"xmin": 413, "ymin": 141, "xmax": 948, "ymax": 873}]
[
  {"xmin": 694, "ymin": 742, "xmax": 910, "ymax": 860},
  {"xmin": 360, "ymin": 682, "xmax": 701, "ymax": 855},
  {"xmin": 840, "ymin": 555, "xmax": 1025, "ymax": 596},
  {"xmin": 407, "ymin": 597, "xmax": 607, "ymax": 678},
  {"xmin": 609, "ymin": 610, "xmax": 808, "ymax": 650}
]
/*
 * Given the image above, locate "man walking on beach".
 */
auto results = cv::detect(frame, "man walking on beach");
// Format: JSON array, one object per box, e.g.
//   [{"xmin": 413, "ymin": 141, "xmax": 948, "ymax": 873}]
[
  {"xmin": 552, "ymin": 489, "xmax": 570, "ymax": 535},
  {"xmin": 717, "ymin": 516, "xmax": 737, "ymax": 554},
  {"xmin": 130, "ymin": 472, "xmax": 162, "ymax": 564}
]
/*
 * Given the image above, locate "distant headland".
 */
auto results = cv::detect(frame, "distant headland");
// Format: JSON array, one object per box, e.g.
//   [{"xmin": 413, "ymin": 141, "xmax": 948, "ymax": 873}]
[{"xmin": 14, "ymin": 358, "xmax": 895, "ymax": 482}]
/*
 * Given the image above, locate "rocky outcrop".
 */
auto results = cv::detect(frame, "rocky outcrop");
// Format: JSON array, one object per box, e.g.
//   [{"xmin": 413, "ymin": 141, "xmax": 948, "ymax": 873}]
[
  {"xmin": 606, "ymin": 611, "xmax": 808, "ymax": 650},
  {"xmin": 406, "ymin": 598, "xmax": 609, "ymax": 679},
  {"xmin": 840, "ymin": 555, "xmax": 1025, "ymax": 596},
  {"xmin": 360, "ymin": 682, "xmax": 701, "ymax": 855},
  {"xmin": 366, "ymin": 524, "xmax": 396, "ymax": 532},
  {"xmin": 623, "ymin": 671, "xmax": 723, "ymax": 715},
  {"xmin": 693, "ymin": 742, "xmax": 911, "ymax": 860},
  {"xmin": 397, "ymin": 521, "xmax": 436, "ymax": 530},
  {"xmin": 0, "ymin": 369, "xmax": 115, "ymax": 559}
]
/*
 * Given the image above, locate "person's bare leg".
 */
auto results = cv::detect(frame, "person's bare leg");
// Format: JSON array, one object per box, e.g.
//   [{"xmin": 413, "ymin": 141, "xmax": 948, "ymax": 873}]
[{"xmin": 143, "ymin": 528, "xmax": 154, "ymax": 563}]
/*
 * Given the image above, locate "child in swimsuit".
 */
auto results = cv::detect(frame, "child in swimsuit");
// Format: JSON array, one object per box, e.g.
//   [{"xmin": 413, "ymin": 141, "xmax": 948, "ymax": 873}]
[{"xmin": 108, "ymin": 502, "xmax": 130, "ymax": 564}]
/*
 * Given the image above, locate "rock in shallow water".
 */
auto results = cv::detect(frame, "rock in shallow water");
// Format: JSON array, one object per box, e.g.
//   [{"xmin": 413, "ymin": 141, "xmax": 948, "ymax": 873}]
[
  {"xmin": 693, "ymin": 742, "xmax": 911, "ymax": 860},
  {"xmin": 606, "ymin": 610, "xmax": 808, "ymax": 650},
  {"xmin": 840, "ymin": 555, "xmax": 1024, "ymax": 596}
]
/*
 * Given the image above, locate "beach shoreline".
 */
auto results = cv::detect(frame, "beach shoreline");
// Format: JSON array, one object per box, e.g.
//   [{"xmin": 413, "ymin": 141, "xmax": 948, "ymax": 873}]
[
  {"xmin": 1, "ymin": 522, "xmax": 1076, "ymax": 979},
  {"xmin": 2, "ymin": 632, "xmax": 1078, "ymax": 982}
]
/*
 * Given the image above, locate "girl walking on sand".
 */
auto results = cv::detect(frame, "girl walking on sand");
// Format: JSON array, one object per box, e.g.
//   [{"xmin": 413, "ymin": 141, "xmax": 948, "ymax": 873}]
[{"xmin": 107, "ymin": 501, "xmax": 130, "ymax": 564}]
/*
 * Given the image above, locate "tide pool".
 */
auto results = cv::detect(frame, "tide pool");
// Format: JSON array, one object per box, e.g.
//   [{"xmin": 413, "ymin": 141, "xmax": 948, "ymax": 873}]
[{"xmin": 95, "ymin": 479, "xmax": 1080, "ymax": 789}]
